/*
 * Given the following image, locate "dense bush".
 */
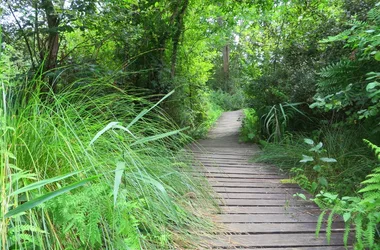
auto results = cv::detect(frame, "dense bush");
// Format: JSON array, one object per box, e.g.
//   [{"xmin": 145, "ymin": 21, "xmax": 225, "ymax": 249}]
[{"xmin": 240, "ymin": 108, "xmax": 259, "ymax": 143}]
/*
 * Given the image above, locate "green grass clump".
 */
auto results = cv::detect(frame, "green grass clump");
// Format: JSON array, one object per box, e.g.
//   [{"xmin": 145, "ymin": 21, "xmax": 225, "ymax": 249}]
[{"xmin": 1, "ymin": 74, "xmax": 216, "ymax": 249}]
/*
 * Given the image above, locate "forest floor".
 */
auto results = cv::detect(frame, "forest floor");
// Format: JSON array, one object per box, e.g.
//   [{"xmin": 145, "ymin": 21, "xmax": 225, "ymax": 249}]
[{"xmin": 189, "ymin": 110, "xmax": 351, "ymax": 249}]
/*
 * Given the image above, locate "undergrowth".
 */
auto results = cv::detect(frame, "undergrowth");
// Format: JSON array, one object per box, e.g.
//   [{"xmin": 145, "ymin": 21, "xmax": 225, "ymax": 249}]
[
  {"xmin": 240, "ymin": 108, "xmax": 259, "ymax": 143},
  {"xmin": 255, "ymin": 128, "xmax": 377, "ymax": 196},
  {"xmin": 210, "ymin": 89, "xmax": 245, "ymax": 111},
  {"xmin": 0, "ymin": 47, "xmax": 217, "ymax": 249}
]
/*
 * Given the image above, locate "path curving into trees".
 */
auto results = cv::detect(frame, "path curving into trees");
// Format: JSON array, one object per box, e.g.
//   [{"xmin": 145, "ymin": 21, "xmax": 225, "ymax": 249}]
[{"xmin": 190, "ymin": 110, "xmax": 350, "ymax": 249}]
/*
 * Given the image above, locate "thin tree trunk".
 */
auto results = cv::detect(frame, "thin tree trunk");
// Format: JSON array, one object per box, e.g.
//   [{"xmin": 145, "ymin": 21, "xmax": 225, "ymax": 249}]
[
  {"xmin": 170, "ymin": 0, "xmax": 189, "ymax": 79},
  {"xmin": 41, "ymin": 0, "xmax": 60, "ymax": 91},
  {"xmin": 222, "ymin": 44, "xmax": 230, "ymax": 91}
]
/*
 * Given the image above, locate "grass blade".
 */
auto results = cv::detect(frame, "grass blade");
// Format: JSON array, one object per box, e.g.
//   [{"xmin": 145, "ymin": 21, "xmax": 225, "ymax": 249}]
[
  {"xmin": 89, "ymin": 122, "xmax": 119, "ymax": 146},
  {"xmin": 126, "ymin": 90, "xmax": 174, "ymax": 129},
  {"xmin": 131, "ymin": 128, "xmax": 186, "ymax": 146},
  {"xmin": 114, "ymin": 161, "xmax": 125, "ymax": 206},
  {"xmin": 9, "ymin": 171, "xmax": 82, "ymax": 197}
]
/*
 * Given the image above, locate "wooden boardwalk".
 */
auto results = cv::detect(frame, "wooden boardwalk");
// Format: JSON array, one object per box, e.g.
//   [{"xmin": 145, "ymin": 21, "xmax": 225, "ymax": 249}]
[{"xmin": 189, "ymin": 110, "xmax": 350, "ymax": 249}]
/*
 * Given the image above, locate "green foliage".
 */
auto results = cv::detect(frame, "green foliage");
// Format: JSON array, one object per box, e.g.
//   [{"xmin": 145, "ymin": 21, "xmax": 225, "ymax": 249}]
[
  {"xmin": 0, "ymin": 74, "xmax": 216, "ymax": 249},
  {"xmin": 261, "ymin": 103, "xmax": 308, "ymax": 142},
  {"xmin": 312, "ymin": 4, "xmax": 380, "ymax": 127},
  {"xmin": 298, "ymin": 140, "xmax": 380, "ymax": 249},
  {"xmin": 255, "ymin": 128, "xmax": 377, "ymax": 196},
  {"xmin": 240, "ymin": 108, "xmax": 259, "ymax": 142},
  {"xmin": 210, "ymin": 89, "xmax": 245, "ymax": 111},
  {"xmin": 298, "ymin": 138, "xmax": 337, "ymax": 193}
]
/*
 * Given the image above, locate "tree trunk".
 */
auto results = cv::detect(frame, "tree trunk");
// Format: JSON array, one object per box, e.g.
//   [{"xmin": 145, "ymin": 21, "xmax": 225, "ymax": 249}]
[
  {"xmin": 170, "ymin": 0, "xmax": 189, "ymax": 79},
  {"xmin": 222, "ymin": 44, "xmax": 230, "ymax": 91},
  {"xmin": 41, "ymin": 0, "xmax": 60, "ymax": 91}
]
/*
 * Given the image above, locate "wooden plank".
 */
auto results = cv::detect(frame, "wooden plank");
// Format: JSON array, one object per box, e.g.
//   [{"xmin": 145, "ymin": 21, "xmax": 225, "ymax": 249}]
[
  {"xmin": 213, "ymin": 187, "xmax": 302, "ymax": 194},
  {"xmin": 221, "ymin": 206, "xmax": 321, "ymax": 214},
  {"xmin": 213, "ymin": 247, "xmax": 352, "ymax": 250},
  {"xmin": 202, "ymin": 167, "xmax": 284, "ymax": 175},
  {"xmin": 219, "ymin": 199, "xmax": 315, "ymax": 207},
  {"xmin": 208, "ymin": 177, "xmax": 291, "ymax": 184},
  {"xmin": 194, "ymin": 155, "xmax": 251, "ymax": 160},
  {"xmin": 218, "ymin": 222, "xmax": 345, "ymax": 233},
  {"xmin": 216, "ymin": 193, "xmax": 298, "ymax": 199},
  {"xmin": 211, "ymin": 182, "xmax": 299, "ymax": 188},
  {"xmin": 204, "ymin": 173, "xmax": 284, "ymax": 179},
  {"xmin": 205, "ymin": 233, "xmax": 348, "ymax": 247},
  {"xmin": 215, "ymin": 214, "xmax": 342, "ymax": 223}
]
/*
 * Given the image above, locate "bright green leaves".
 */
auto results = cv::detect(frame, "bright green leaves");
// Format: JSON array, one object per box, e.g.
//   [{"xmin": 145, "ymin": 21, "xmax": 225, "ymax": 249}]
[
  {"xmin": 297, "ymin": 138, "xmax": 337, "ymax": 192},
  {"xmin": 304, "ymin": 138, "xmax": 314, "ymax": 145},
  {"xmin": 300, "ymin": 154, "xmax": 314, "ymax": 163},
  {"xmin": 374, "ymin": 51, "xmax": 380, "ymax": 61},
  {"xmin": 320, "ymin": 157, "xmax": 337, "ymax": 163},
  {"xmin": 313, "ymin": 5, "xmax": 380, "ymax": 125}
]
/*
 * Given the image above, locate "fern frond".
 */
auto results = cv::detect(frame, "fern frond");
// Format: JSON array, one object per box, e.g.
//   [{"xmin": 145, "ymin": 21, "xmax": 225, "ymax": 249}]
[
  {"xmin": 365, "ymin": 214, "xmax": 376, "ymax": 248},
  {"xmin": 326, "ymin": 208, "xmax": 336, "ymax": 244},
  {"xmin": 367, "ymin": 7, "xmax": 380, "ymax": 24},
  {"xmin": 316, "ymin": 210, "xmax": 326, "ymax": 238},
  {"xmin": 364, "ymin": 139, "xmax": 380, "ymax": 160},
  {"xmin": 343, "ymin": 221, "xmax": 351, "ymax": 247},
  {"xmin": 355, "ymin": 213, "xmax": 364, "ymax": 246}
]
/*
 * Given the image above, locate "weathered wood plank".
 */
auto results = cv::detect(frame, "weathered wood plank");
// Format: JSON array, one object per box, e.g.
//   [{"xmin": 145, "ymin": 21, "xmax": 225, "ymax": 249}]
[
  {"xmin": 203, "ymin": 173, "xmax": 284, "ymax": 179},
  {"xmin": 205, "ymin": 233, "xmax": 349, "ymax": 247},
  {"xmin": 215, "ymin": 214, "xmax": 343, "ymax": 223},
  {"xmin": 201, "ymin": 167, "xmax": 285, "ymax": 175},
  {"xmin": 213, "ymin": 187, "xmax": 302, "ymax": 193},
  {"xmin": 217, "ymin": 222, "xmax": 345, "ymax": 233},
  {"xmin": 221, "ymin": 206, "xmax": 321, "ymax": 214},
  {"xmin": 213, "ymin": 247, "xmax": 352, "ymax": 250},
  {"xmin": 219, "ymin": 199, "xmax": 315, "ymax": 207},
  {"xmin": 216, "ymin": 193, "xmax": 298, "ymax": 199},
  {"xmin": 208, "ymin": 178, "xmax": 291, "ymax": 184}
]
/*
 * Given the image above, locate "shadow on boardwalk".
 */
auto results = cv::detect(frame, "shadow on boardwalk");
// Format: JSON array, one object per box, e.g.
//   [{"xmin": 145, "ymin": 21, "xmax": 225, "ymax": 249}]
[{"xmin": 189, "ymin": 110, "xmax": 351, "ymax": 250}]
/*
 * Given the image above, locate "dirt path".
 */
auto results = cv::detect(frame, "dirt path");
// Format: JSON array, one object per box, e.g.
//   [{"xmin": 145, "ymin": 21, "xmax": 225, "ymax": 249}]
[{"xmin": 189, "ymin": 110, "xmax": 350, "ymax": 249}]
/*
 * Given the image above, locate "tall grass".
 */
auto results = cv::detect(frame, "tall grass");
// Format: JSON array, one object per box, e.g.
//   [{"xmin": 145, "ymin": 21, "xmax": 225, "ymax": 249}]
[{"xmin": 1, "ymin": 48, "xmax": 216, "ymax": 248}]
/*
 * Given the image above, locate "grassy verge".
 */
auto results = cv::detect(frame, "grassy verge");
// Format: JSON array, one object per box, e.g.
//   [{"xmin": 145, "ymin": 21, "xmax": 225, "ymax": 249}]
[{"xmin": 1, "ymin": 72, "xmax": 217, "ymax": 249}]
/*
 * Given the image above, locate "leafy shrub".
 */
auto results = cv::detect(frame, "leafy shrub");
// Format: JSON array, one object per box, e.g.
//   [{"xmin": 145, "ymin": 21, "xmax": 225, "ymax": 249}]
[
  {"xmin": 255, "ymin": 128, "xmax": 377, "ymax": 196},
  {"xmin": 240, "ymin": 108, "xmax": 259, "ymax": 142},
  {"xmin": 210, "ymin": 89, "xmax": 245, "ymax": 111},
  {"xmin": 313, "ymin": 140, "xmax": 380, "ymax": 249},
  {"xmin": 312, "ymin": 5, "xmax": 380, "ymax": 128},
  {"xmin": 260, "ymin": 102, "xmax": 309, "ymax": 142}
]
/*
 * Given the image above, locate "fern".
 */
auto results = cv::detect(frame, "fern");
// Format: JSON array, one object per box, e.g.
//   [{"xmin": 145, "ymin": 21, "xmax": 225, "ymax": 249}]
[
  {"xmin": 326, "ymin": 208, "xmax": 336, "ymax": 244},
  {"xmin": 315, "ymin": 210, "xmax": 326, "ymax": 238},
  {"xmin": 365, "ymin": 213, "xmax": 376, "ymax": 248},
  {"xmin": 367, "ymin": 7, "xmax": 380, "ymax": 23},
  {"xmin": 317, "ymin": 59, "xmax": 357, "ymax": 96},
  {"xmin": 47, "ymin": 183, "xmax": 107, "ymax": 248},
  {"xmin": 343, "ymin": 221, "xmax": 351, "ymax": 247},
  {"xmin": 355, "ymin": 213, "xmax": 364, "ymax": 247}
]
